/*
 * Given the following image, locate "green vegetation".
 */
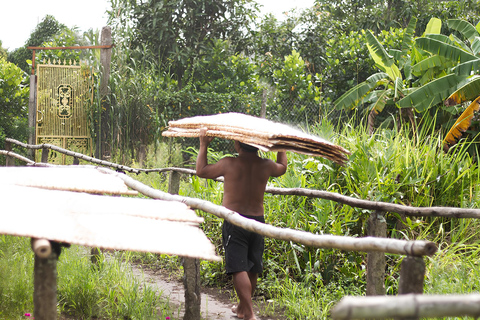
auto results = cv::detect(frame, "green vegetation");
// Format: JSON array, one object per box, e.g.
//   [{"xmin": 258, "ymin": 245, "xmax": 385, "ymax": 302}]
[
  {"xmin": 0, "ymin": 236, "xmax": 175, "ymax": 320},
  {"xmin": 2, "ymin": 0, "xmax": 480, "ymax": 319}
]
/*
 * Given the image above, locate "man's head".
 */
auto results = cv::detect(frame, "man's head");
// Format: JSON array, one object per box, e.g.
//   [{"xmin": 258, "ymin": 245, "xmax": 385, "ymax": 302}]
[
  {"xmin": 235, "ymin": 141, "xmax": 258, "ymax": 152},
  {"xmin": 238, "ymin": 142, "xmax": 258, "ymax": 153}
]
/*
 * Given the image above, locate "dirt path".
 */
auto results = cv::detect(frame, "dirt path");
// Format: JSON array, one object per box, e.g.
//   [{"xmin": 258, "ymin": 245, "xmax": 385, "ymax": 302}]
[{"xmin": 131, "ymin": 263, "xmax": 282, "ymax": 320}]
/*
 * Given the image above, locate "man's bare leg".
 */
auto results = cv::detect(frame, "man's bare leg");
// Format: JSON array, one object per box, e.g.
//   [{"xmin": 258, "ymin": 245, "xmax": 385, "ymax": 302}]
[{"xmin": 232, "ymin": 271, "xmax": 258, "ymax": 320}]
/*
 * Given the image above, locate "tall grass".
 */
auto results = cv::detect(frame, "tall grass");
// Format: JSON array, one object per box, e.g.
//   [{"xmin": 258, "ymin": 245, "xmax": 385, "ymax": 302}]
[
  {"xmin": 0, "ymin": 236, "xmax": 33, "ymax": 320},
  {"xmin": 0, "ymin": 235, "xmax": 175, "ymax": 319}
]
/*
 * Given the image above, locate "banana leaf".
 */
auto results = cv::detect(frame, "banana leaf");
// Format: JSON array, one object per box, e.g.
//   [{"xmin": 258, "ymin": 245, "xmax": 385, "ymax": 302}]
[
  {"xmin": 445, "ymin": 75, "xmax": 480, "ymax": 105},
  {"xmin": 415, "ymin": 37, "xmax": 478, "ymax": 64},
  {"xmin": 412, "ymin": 55, "xmax": 447, "ymax": 76},
  {"xmin": 472, "ymin": 37, "xmax": 480, "ymax": 56},
  {"xmin": 425, "ymin": 34, "xmax": 455, "ymax": 45},
  {"xmin": 424, "ymin": 17, "xmax": 442, "ymax": 35},
  {"xmin": 447, "ymin": 19, "xmax": 479, "ymax": 44},
  {"xmin": 443, "ymin": 95, "xmax": 480, "ymax": 146},
  {"xmin": 449, "ymin": 33, "xmax": 473, "ymax": 53},
  {"xmin": 397, "ymin": 74, "xmax": 468, "ymax": 112},
  {"xmin": 334, "ymin": 72, "xmax": 389, "ymax": 110},
  {"xmin": 366, "ymin": 30, "xmax": 401, "ymax": 81},
  {"xmin": 402, "ymin": 17, "xmax": 417, "ymax": 53},
  {"xmin": 453, "ymin": 59, "xmax": 480, "ymax": 76}
]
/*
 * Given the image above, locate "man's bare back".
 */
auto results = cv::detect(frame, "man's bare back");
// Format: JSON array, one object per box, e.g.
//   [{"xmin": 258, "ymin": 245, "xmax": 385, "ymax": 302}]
[{"xmin": 196, "ymin": 129, "xmax": 287, "ymax": 216}]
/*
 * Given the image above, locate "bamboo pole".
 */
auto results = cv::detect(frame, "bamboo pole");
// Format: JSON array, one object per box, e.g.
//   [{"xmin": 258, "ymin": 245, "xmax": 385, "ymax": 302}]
[
  {"xmin": 31, "ymin": 238, "xmax": 52, "ymax": 258},
  {"xmin": 265, "ymin": 186, "xmax": 480, "ymax": 219},
  {"xmin": 99, "ymin": 168, "xmax": 437, "ymax": 257},
  {"xmin": 5, "ymin": 139, "xmax": 140, "ymax": 173},
  {"xmin": 331, "ymin": 294, "xmax": 480, "ymax": 319},
  {"xmin": 99, "ymin": 27, "xmax": 112, "ymax": 160}
]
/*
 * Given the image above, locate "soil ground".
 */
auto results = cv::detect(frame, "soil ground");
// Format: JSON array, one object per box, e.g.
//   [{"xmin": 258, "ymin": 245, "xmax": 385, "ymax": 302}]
[{"xmin": 131, "ymin": 263, "xmax": 286, "ymax": 320}]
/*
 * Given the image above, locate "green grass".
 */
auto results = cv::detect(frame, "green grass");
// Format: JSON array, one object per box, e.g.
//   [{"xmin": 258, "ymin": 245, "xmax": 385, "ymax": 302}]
[
  {"xmin": 0, "ymin": 236, "xmax": 33, "ymax": 320},
  {"xmin": 0, "ymin": 236, "xmax": 175, "ymax": 319}
]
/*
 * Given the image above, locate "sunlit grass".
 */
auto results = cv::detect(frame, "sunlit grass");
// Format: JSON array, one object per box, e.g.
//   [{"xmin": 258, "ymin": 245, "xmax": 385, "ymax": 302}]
[{"xmin": 0, "ymin": 236, "xmax": 174, "ymax": 319}]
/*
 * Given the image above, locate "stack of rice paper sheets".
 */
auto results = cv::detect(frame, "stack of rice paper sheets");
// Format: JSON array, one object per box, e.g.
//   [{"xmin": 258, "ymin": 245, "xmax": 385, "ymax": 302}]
[
  {"xmin": 0, "ymin": 166, "xmax": 219, "ymax": 261},
  {"xmin": 162, "ymin": 113, "xmax": 350, "ymax": 165}
]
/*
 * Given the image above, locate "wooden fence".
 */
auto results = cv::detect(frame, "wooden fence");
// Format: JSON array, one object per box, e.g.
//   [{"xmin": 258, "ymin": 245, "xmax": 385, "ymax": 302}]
[{"xmin": 4, "ymin": 137, "xmax": 480, "ymax": 319}]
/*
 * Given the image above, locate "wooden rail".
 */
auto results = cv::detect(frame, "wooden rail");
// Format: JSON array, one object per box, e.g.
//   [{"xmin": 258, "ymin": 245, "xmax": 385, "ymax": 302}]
[{"xmin": 331, "ymin": 294, "xmax": 480, "ymax": 319}]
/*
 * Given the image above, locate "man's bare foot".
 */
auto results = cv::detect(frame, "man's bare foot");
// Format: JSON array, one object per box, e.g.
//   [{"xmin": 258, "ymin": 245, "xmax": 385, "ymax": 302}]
[
  {"xmin": 231, "ymin": 305, "xmax": 244, "ymax": 319},
  {"xmin": 232, "ymin": 305, "xmax": 258, "ymax": 320}
]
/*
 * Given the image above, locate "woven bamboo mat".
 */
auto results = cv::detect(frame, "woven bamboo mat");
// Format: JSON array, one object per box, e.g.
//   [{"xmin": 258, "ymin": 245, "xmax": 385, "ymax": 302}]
[
  {"xmin": 0, "ymin": 167, "xmax": 219, "ymax": 261},
  {"xmin": 162, "ymin": 113, "xmax": 350, "ymax": 165}
]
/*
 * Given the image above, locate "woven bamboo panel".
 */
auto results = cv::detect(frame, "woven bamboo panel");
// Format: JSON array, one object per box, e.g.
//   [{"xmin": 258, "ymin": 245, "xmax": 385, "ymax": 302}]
[{"xmin": 162, "ymin": 113, "xmax": 350, "ymax": 165}]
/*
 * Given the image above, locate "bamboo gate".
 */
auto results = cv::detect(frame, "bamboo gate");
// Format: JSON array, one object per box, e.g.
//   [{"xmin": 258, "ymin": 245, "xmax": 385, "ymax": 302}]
[{"xmin": 4, "ymin": 138, "xmax": 480, "ymax": 319}]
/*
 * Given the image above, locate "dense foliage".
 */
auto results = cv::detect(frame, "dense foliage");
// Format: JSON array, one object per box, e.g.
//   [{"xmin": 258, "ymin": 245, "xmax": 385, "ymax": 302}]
[
  {"xmin": 2, "ymin": 1, "xmax": 480, "ymax": 318},
  {"xmin": 0, "ymin": 57, "xmax": 29, "ymax": 160}
]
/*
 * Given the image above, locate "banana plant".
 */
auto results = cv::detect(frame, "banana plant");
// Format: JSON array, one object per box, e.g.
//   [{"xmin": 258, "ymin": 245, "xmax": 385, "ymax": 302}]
[
  {"xmin": 397, "ymin": 18, "xmax": 480, "ymax": 149},
  {"xmin": 334, "ymin": 18, "xmax": 417, "ymax": 133}
]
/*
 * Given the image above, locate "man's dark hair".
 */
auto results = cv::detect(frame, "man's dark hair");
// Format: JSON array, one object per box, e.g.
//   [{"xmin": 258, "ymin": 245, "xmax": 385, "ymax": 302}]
[{"xmin": 239, "ymin": 142, "xmax": 258, "ymax": 152}]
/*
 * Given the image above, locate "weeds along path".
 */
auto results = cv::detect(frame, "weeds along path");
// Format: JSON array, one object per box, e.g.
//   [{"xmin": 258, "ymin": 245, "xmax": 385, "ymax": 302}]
[
  {"xmin": 129, "ymin": 262, "xmax": 285, "ymax": 320},
  {"xmin": 130, "ymin": 262, "xmax": 239, "ymax": 319}
]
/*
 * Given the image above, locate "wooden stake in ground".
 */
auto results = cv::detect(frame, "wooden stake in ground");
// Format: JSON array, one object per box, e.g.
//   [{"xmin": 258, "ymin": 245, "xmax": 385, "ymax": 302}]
[
  {"xmin": 33, "ymin": 241, "xmax": 58, "ymax": 320},
  {"xmin": 366, "ymin": 211, "xmax": 386, "ymax": 296}
]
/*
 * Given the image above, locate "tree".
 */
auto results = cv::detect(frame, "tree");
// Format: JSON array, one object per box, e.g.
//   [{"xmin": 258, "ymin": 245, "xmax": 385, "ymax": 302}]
[
  {"xmin": 110, "ymin": 0, "xmax": 259, "ymax": 88},
  {"xmin": 0, "ymin": 41, "xmax": 7, "ymax": 59},
  {"xmin": 396, "ymin": 19, "xmax": 480, "ymax": 149},
  {"xmin": 334, "ymin": 18, "xmax": 416, "ymax": 132},
  {"xmin": 0, "ymin": 57, "xmax": 29, "ymax": 152},
  {"xmin": 7, "ymin": 15, "xmax": 65, "ymax": 73}
]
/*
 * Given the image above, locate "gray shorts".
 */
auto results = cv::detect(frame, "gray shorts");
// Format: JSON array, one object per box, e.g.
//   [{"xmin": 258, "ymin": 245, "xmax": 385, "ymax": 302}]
[{"xmin": 222, "ymin": 215, "xmax": 265, "ymax": 275}]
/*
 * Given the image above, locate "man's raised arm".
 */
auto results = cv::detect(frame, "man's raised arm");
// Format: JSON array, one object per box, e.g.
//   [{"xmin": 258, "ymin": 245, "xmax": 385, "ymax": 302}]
[{"xmin": 271, "ymin": 151, "xmax": 288, "ymax": 177}]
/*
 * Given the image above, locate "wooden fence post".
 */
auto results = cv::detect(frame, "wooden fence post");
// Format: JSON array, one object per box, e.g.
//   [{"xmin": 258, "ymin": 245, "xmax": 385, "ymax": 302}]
[
  {"xmin": 397, "ymin": 255, "xmax": 425, "ymax": 320},
  {"xmin": 98, "ymin": 26, "xmax": 112, "ymax": 160},
  {"xmin": 182, "ymin": 257, "xmax": 201, "ymax": 320},
  {"xmin": 41, "ymin": 147, "xmax": 49, "ymax": 164},
  {"xmin": 168, "ymin": 171, "xmax": 201, "ymax": 320},
  {"xmin": 28, "ymin": 74, "xmax": 37, "ymax": 161},
  {"xmin": 366, "ymin": 211, "xmax": 386, "ymax": 296},
  {"xmin": 399, "ymin": 256, "xmax": 425, "ymax": 295},
  {"xmin": 5, "ymin": 140, "xmax": 14, "ymax": 166},
  {"xmin": 33, "ymin": 242, "xmax": 58, "ymax": 320}
]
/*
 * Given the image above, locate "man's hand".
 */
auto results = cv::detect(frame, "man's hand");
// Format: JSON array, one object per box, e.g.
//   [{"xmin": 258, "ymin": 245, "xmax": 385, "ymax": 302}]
[{"xmin": 199, "ymin": 127, "xmax": 214, "ymax": 146}]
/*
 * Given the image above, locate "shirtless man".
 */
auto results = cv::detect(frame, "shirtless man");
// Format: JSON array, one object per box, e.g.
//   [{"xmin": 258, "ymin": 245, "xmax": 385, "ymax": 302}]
[{"xmin": 196, "ymin": 128, "xmax": 287, "ymax": 320}]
